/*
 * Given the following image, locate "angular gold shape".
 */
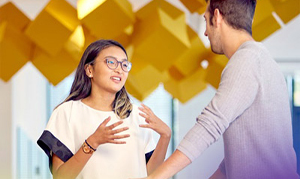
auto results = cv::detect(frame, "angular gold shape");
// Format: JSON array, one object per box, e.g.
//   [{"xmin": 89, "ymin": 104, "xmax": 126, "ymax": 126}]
[
  {"xmin": 0, "ymin": 22, "xmax": 33, "ymax": 81},
  {"xmin": 132, "ymin": 0, "xmax": 190, "ymax": 72},
  {"xmin": 164, "ymin": 67, "xmax": 207, "ymax": 103},
  {"xmin": 270, "ymin": 0, "xmax": 300, "ymax": 24},
  {"xmin": 0, "ymin": 2, "xmax": 33, "ymax": 81},
  {"xmin": 25, "ymin": 0, "xmax": 79, "ymax": 56},
  {"xmin": 204, "ymin": 53, "xmax": 228, "ymax": 89},
  {"xmin": 173, "ymin": 25, "xmax": 209, "ymax": 77},
  {"xmin": 252, "ymin": 0, "xmax": 281, "ymax": 41},
  {"xmin": 125, "ymin": 60, "xmax": 169, "ymax": 101},
  {"xmin": 179, "ymin": 0, "xmax": 206, "ymax": 14},
  {"xmin": 78, "ymin": 0, "xmax": 135, "ymax": 40},
  {"xmin": 31, "ymin": 46, "xmax": 79, "ymax": 86}
]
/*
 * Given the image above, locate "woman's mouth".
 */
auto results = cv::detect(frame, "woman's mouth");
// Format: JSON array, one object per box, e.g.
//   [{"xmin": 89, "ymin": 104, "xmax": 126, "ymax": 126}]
[{"xmin": 111, "ymin": 76, "xmax": 121, "ymax": 82}]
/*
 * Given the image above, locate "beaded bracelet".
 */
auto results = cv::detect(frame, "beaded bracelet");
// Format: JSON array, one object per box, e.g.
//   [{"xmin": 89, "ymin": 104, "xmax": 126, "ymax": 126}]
[{"xmin": 85, "ymin": 139, "xmax": 97, "ymax": 152}]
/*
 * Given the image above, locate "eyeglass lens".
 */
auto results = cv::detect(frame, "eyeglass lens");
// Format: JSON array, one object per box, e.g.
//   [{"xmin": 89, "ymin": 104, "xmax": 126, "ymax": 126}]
[{"xmin": 106, "ymin": 58, "xmax": 132, "ymax": 72}]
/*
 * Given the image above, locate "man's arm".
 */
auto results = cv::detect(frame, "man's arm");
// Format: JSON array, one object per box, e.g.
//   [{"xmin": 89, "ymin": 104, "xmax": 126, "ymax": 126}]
[
  {"xmin": 209, "ymin": 168, "xmax": 226, "ymax": 179},
  {"xmin": 147, "ymin": 150, "xmax": 191, "ymax": 179}
]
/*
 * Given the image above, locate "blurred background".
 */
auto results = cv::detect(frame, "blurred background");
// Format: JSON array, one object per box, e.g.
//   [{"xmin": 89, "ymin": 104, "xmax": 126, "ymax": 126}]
[{"xmin": 0, "ymin": 0, "xmax": 299, "ymax": 178}]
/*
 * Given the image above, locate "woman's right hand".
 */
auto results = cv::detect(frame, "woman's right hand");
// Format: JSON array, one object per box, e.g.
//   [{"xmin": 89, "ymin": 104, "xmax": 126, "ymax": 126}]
[{"xmin": 87, "ymin": 116, "xmax": 130, "ymax": 149}]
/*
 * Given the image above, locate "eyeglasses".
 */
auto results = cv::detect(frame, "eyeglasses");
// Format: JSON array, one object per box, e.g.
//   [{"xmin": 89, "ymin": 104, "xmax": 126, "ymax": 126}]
[{"xmin": 105, "ymin": 57, "xmax": 132, "ymax": 72}]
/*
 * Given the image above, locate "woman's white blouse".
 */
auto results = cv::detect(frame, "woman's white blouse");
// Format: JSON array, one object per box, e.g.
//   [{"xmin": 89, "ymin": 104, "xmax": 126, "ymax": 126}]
[{"xmin": 38, "ymin": 100, "xmax": 155, "ymax": 179}]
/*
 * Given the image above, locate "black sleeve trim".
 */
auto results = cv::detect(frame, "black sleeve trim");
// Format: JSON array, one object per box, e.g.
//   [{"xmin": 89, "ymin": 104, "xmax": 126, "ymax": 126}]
[
  {"xmin": 145, "ymin": 150, "xmax": 154, "ymax": 164},
  {"xmin": 37, "ymin": 130, "xmax": 73, "ymax": 172}
]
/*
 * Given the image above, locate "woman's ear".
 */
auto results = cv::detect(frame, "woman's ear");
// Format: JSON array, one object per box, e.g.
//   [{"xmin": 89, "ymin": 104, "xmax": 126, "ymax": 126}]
[{"xmin": 85, "ymin": 64, "xmax": 93, "ymax": 78}]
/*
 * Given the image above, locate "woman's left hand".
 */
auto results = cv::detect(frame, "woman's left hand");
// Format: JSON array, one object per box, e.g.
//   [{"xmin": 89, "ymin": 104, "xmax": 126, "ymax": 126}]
[{"xmin": 138, "ymin": 104, "xmax": 171, "ymax": 138}]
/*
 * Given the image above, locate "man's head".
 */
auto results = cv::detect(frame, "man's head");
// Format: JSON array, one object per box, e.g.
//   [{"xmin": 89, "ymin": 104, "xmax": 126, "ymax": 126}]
[{"xmin": 205, "ymin": 0, "xmax": 256, "ymax": 35}]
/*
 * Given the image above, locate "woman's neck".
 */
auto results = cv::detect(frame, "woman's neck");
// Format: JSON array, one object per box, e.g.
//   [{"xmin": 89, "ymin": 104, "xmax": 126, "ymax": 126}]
[{"xmin": 82, "ymin": 92, "xmax": 115, "ymax": 111}]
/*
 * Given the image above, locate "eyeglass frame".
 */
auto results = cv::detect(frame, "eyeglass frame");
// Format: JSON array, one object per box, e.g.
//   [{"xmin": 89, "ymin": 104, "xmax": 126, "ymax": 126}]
[{"xmin": 105, "ymin": 57, "xmax": 132, "ymax": 72}]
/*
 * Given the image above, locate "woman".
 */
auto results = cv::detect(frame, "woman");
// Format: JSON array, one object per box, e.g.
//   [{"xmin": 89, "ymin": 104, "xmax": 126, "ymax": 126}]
[{"xmin": 37, "ymin": 39, "xmax": 171, "ymax": 179}]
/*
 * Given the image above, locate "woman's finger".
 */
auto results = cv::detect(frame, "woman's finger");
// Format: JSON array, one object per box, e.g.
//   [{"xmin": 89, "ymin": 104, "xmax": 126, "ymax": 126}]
[
  {"xmin": 138, "ymin": 106, "xmax": 147, "ymax": 114},
  {"xmin": 141, "ymin": 104, "xmax": 153, "ymax": 113},
  {"xmin": 111, "ymin": 127, "xmax": 129, "ymax": 134},
  {"xmin": 139, "ymin": 112, "xmax": 149, "ymax": 119},
  {"xmin": 99, "ymin": 116, "xmax": 111, "ymax": 127},
  {"xmin": 108, "ymin": 140, "xmax": 127, "ymax": 144},
  {"xmin": 139, "ymin": 124, "xmax": 151, "ymax": 128},
  {"xmin": 107, "ymin": 120, "xmax": 123, "ymax": 130},
  {"xmin": 112, "ymin": 134, "xmax": 130, "ymax": 139},
  {"xmin": 141, "ymin": 103, "xmax": 149, "ymax": 109}
]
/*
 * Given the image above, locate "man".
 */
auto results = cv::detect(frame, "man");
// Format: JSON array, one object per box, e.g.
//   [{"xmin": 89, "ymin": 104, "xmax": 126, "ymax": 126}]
[{"xmin": 133, "ymin": 0, "xmax": 299, "ymax": 179}]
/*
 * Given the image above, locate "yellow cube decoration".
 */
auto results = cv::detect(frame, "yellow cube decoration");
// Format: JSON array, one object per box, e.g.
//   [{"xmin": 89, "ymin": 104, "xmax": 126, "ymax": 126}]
[
  {"xmin": 252, "ymin": 0, "xmax": 281, "ymax": 41},
  {"xmin": 64, "ymin": 25, "xmax": 85, "ymax": 62},
  {"xmin": 0, "ymin": 2, "xmax": 30, "ymax": 31},
  {"xmin": 125, "ymin": 59, "xmax": 169, "ymax": 101},
  {"xmin": 25, "ymin": 0, "xmax": 79, "ymax": 56},
  {"xmin": 0, "ymin": 2, "xmax": 33, "ymax": 81},
  {"xmin": 270, "ymin": 0, "xmax": 300, "ymax": 24},
  {"xmin": 31, "ymin": 25, "xmax": 85, "ymax": 85},
  {"xmin": 179, "ymin": 0, "xmax": 207, "ymax": 14},
  {"xmin": 164, "ymin": 67, "xmax": 207, "ymax": 103},
  {"xmin": 82, "ymin": 25, "xmax": 98, "ymax": 50},
  {"xmin": 78, "ymin": 0, "xmax": 135, "ymax": 40},
  {"xmin": 31, "ymin": 46, "xmax": 79, "ymax": 86},
  {"xmin": 204, "ymin": 54, "xmax": 228, "ymax": 89},
  {"xmin": 173, "ymin": 25, "xmax": 209, "ymax": 77},
  {"xmin": 131, "ymin": 0, "xmax": 190, "ymax": 72}
]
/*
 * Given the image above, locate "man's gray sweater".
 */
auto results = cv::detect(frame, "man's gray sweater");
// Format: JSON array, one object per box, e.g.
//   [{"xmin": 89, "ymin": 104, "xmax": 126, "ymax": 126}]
[{"xmin": 177, "ymin": 41, "xmax": 299, "ymax": 179}]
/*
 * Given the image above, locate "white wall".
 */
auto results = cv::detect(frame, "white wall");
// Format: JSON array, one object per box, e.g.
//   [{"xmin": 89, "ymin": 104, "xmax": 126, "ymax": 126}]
[
  {"xmin": 10, "ymin": 62, "xmax": 49, "ymax": 179},
  {"xmin": 12, "ymin": 63, "xmax": 48, "ymax": 143},
  {"xmin": 0, "ymin": 80, "xmax": 13, "ymax": 179},
  {"xmin": 263, "ymin": 15, "xmax": 300, "ymax": 75}
]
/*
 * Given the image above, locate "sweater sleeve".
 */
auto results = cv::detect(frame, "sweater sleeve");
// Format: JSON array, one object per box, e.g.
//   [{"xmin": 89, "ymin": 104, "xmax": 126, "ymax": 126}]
[{"xmin": 177, "ymin": 49, "xmax": 259, "ymax": 161}]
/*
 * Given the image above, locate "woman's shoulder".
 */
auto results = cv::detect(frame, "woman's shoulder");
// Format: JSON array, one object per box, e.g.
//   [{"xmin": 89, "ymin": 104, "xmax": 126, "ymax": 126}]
[{"xmin": 53, "ymin": 100, "xmax": 81, "ymax": 114}]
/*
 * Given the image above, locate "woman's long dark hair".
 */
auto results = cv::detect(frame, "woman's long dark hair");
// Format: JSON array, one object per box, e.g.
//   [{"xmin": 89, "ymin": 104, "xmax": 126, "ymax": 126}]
[{"xmin": 61, "ymin": 39, "xmax": 132, "ymax": 119}]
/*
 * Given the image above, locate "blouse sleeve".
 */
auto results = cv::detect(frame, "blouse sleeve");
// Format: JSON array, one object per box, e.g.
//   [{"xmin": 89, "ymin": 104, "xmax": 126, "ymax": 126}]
[
  {"xmin": 144, "ymin": 129, "xmax": 155, "ymax": 164},
  {"xmin": 37, "ymin": 102, "xmax": 75, "ymax": 171},
  {"xmin": 140, "ymin": 111, "xmax": 156, "ymax": 154}
]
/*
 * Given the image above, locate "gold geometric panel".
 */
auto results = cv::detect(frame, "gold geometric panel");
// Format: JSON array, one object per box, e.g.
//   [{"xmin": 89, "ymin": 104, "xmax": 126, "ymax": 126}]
[
  {"xmin": 126, "ymin": 59, "xmax": 169, "ymax": 101},
  {"xmin": 64, "ymin": 25, "xmax": 85, "ymax": 62},
  {"xmin": 0, "ymin": 22, "xmax": 33, "ymax": 81},
  {"xmin": 179, "ymin": 0, "xmax": 206, "ymax": 14},
  {"xmin": 173, "ymin": 25, "xmax": 209, "ymax": 77},
  {"xmin": 78, "ymin": 0, "xmax": 135, "ymax": 40},
  {"xmin": 164, "ymin": 67, "xmax": 207, "ymax": 103},
  {"xmin": 31, "ymin": 47, "xmax": 79, "ymax": 86},
  {"xmin": 270, "ymin": 0, "xmax": 300, "ymax": 24},
  {"xmin": 0, "ymin": 2, "xmax": 33, "ymax": 81},
  {"xmin": 0, "ymin": 2, "xmax": 30, "ymax": 31},
  {"xmin": 204, "ymin": 53, "xmax": 228, "ymax": 89},
  {"xmin": 25, "ymin": 0, "xmax": 79, "ymax": 56},
  {"xmin": 132, "ymin": 0, "xmax": 190, "ymax": 72},
  {"xmin": 252, "ymin": 0, "xmax": 280, "ymax": 41}
]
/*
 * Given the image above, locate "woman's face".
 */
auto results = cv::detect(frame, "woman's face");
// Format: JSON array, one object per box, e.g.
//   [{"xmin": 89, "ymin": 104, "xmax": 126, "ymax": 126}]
[{"xmin": 88, "ymin": 46, "xmax": 129, "ymax": 95}]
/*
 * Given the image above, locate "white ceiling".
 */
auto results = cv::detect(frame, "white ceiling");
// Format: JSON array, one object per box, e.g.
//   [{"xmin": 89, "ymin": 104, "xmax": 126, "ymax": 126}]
[{"xmin": 1, "ymin": 0, "xmax": 299, "ymax": 74}]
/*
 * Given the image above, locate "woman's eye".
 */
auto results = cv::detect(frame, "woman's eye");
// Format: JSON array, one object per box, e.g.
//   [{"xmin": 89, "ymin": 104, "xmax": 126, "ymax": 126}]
[{"xmin": 107, "ymin": 60, "xmax": 115, "ymax": 64}]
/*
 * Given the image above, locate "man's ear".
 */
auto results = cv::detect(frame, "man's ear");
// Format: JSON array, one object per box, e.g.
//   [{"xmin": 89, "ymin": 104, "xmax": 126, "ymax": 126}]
[
  {"xmin": 85, "ymin": 64, "xmax": 93, "ymax": 78},
  {"xmin": 214, "ymin": 8, "xmax": 223, "ymax": 27}
]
